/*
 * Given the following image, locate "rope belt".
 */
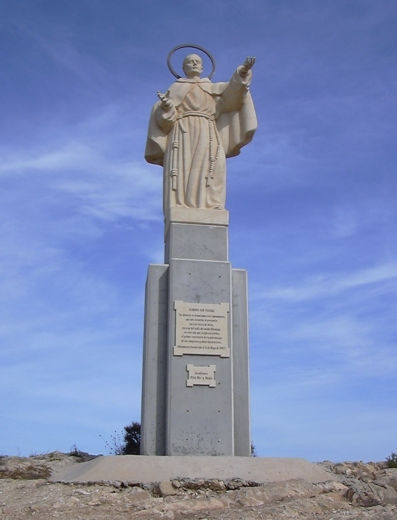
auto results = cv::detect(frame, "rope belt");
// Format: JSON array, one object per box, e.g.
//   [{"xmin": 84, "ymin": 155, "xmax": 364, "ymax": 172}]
[{"xmin": 176, "ymin": 111, "xmax": 215, "ymax": 121}]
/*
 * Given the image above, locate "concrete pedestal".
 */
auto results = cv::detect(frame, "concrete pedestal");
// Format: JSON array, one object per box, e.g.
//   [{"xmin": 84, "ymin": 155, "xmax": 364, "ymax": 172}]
[
  {"xmin": 141, "ymin": 212, "xmax": 250, "ymax": 456},
  {"xmin": 51, "ymin": 456, "xmax": 333, "ymax": 484}
]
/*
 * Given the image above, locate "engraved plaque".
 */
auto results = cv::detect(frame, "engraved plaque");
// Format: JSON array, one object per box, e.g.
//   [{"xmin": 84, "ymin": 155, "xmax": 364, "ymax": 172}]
[
  {"xmin": 173, "ymin": 301, "xmax": 230, "ymax": 357},
  {"xmin": 186, "ymin": 364, "xmax": 216, "ymax": 387}
]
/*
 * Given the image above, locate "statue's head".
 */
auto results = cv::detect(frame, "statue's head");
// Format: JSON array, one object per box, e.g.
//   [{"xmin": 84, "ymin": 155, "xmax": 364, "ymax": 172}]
[{"xmin": 182, "ymin": 54, "xmax": 203, "ymax": 78}]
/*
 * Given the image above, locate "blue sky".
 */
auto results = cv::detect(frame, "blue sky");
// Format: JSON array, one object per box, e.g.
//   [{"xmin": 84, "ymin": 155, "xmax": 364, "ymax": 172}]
[{"xmin": 1, "ymin": 0, "xmax": 396, "ymax": 461}]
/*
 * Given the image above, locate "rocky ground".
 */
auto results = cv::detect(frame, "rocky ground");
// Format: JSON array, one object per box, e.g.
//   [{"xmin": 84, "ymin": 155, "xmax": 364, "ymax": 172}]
[{"xmin": 1, "ymin": 452, "xmax": 397, "ymax": 519}]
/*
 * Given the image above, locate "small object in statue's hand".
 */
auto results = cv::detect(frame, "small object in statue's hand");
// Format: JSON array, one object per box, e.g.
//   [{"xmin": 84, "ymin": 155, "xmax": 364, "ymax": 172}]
[
  {"xmin": 243, "ymin": 57, "xmax": 255, "ymax": 71},
  {"xmin": 157, "ymin": 91, "xmax": 172, "ymax": 109},
  {"xmin": 157, "ymin": 91, "xmax": 166, "ymax": 102}
]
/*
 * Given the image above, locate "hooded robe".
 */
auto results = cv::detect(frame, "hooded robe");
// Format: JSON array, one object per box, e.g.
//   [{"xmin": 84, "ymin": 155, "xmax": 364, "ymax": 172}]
[{"xmin": 145, "ymin": 67, "xmax": 257, "ymax": 214}]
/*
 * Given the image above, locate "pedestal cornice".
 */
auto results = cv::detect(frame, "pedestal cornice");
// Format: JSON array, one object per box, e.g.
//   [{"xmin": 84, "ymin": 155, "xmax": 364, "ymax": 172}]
[{"xmin": 165, "ymin": 207, "xmax": 229, "ymax": 234}]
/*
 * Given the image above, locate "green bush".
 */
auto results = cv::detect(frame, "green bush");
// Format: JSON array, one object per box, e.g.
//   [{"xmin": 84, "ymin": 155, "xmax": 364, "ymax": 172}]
[
  {"xmin": 386, "ymin": 452, "xmax": 397, "ymax": 468},
  {"xmin": 122, "ymin": 422, "xmax": 141, "ymax": 455},
  {"xmin": 106, "ymin": 422, "xmax": 141, "ymax": 455}
]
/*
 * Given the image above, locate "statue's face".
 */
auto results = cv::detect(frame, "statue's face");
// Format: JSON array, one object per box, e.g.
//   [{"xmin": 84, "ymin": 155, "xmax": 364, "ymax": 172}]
[{"xmin": 183, "ymin": 54, "xmax": 203, "ymax": 78}]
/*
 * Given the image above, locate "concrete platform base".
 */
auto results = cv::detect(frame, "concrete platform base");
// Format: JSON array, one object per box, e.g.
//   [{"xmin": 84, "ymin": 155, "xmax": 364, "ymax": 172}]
[{"xmin": 50, "ymin": 456, "xmax": 332, "ymax": 484}]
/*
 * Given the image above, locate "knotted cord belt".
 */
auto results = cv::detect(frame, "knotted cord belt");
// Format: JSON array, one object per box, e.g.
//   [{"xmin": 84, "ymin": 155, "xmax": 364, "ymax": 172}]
[{"xmin": 176, "ymin": 111, "xmax": 215, "ymax": 120}]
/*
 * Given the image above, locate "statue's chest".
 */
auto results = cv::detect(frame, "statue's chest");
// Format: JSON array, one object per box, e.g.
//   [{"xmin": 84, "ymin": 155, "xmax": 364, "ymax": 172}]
[{"xmin": 179, "ymin": 84, "xmax": 215, "ymax": 114}]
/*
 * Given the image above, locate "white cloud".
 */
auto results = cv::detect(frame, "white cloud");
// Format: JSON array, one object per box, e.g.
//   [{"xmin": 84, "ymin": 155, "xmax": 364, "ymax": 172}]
[
  {"xmin": 0, "ymin": 124, "xmax": 162, "ymax": 224},
  {"xmin": 54, "ymin": 160, "xmax": 162, "ymax": 223},
  {"xmin": 19, "ymin": 21, "xmax": 107, "ymax": 85},
  {"xmin": 254, "ymin": 262, "xmax": 397, "ymax": 303},
  {"xmin": 0, "ymin": 143, "xmax": 92, "ymax": 174}
]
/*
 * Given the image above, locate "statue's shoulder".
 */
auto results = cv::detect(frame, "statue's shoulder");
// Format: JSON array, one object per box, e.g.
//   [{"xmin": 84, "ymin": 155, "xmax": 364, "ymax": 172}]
[
  {"xmin": 199, "ymin": 80, "xmax": 228, "ymax": 95},
  {"xmin": 167, "ymin": 80, "xmax": 190, "ymax": 97}
]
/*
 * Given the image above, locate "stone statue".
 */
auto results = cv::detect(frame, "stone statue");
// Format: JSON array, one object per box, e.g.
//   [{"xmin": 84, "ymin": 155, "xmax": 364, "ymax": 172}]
[{"xmin": 145, "ymin": 50, "xmax": 257, "ymax": 215}]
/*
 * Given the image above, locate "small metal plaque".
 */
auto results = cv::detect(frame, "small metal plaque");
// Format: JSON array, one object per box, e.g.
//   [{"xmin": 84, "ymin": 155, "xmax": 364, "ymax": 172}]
[
  {"xmin": 186, "ymin": 364, "xmax": 216, "ymax": 387},
  {"xmin": 173, "ymin": 301, "xmax": 230, "ymax": 357}
]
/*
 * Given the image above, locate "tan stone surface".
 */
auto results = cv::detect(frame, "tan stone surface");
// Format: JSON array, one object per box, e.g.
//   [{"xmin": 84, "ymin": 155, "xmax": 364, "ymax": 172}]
[
  {"xmin": 167, "ymin": 207, "xmax": 229, "ymax": 226},
  {"xmin": 145, "ymin": 53, "xmax": 257, "ymax": 216}
]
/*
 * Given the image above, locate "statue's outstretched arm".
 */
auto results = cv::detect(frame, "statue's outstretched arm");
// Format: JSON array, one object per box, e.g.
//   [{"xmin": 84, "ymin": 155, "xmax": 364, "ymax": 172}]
[{"xmin": 219, "ymin": 57, "xmax": 255, "ymax": 113}]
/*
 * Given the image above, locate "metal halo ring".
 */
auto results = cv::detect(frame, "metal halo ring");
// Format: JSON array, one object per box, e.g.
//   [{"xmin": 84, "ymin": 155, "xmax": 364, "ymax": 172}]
[{"xmin": 167, "ymin": 43, "xmax": 216, "ymax": 79}]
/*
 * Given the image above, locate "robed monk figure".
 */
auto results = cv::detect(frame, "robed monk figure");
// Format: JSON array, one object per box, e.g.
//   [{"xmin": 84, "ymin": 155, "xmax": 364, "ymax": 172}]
[{"xmin": 145, "ymin": 47, "xmax": 257, "ymax": 215}]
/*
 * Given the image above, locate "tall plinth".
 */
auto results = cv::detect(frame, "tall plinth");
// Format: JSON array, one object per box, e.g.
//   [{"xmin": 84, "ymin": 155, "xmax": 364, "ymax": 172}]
[{"xmin": 141, "ymin": 209, "xmax": 250, "ymax": 456}]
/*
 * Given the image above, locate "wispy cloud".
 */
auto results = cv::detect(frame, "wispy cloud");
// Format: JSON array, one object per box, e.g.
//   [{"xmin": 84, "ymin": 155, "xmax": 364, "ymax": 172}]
[
  {"xmin": 0, "ymin": 143, "xmax": 94, "ymax": 174},
  {"xmin": 54, "ymin": 160, "xmax": 161, "ymax": 223},
  {"xmin": 18, "ymin": 20, "xmax": 107, "ymax": 85},
  {"xmin": 249, "ymin": 260, "xmax": 397, "ymax": 398},
  {"xmin": 0, "ymin": 108, "xmax": 162, "ymax": 224},
  {"xmin": 254, "ymin": 262, "xmax": 397, "ymax": 303}
]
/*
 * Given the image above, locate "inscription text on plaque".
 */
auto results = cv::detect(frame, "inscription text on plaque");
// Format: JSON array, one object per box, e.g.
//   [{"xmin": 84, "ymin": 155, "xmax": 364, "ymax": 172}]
[
  {"xmin": 173, "ymin": 301, "xmax": 230, "ymax": 357},
  {"xmin": 186, "ymin": 364, "xmax": 216, "ymax": 387}
]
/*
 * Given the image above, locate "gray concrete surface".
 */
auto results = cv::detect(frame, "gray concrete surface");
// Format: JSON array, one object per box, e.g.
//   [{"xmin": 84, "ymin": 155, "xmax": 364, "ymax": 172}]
[
  {"xmin": 141, "ymin": 220, "xmax": 251, "ymax": 456},
  {"xmin": 164, "ymin": 222, "xmax": 229, "ymax": 263},
  {"xmin": 50, "ymin": 456, "xmax": 333, "ymax": 484},
  {"xmin": 166, "ymin": 258, "xmax": 234, "ymax": 455},
  {"xmin": 141, "ymin": 264, "xmax": 168, "ymax": 455}
]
